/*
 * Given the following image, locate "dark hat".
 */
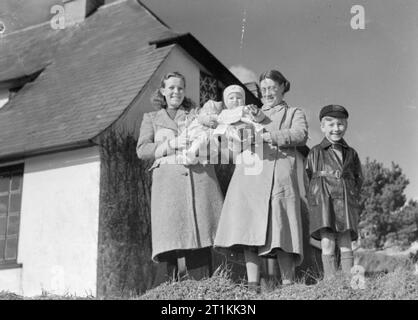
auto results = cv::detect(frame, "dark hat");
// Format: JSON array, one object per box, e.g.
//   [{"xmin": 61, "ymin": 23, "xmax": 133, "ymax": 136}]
[{"xmin": 319, "ymin": 104, "xmax": 349, "ymax": 120}]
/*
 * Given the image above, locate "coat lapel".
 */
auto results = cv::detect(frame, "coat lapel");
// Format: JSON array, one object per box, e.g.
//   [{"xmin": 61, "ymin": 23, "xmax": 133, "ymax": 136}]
[
  {"xmin": 320, "ymin": 138, "xmax": 343, "ymax": 170},
  {"xmin": 262, "ymin": 104, "xmax": 286, "ymax": 131},
  {"xmin": 262, "ymin": 101, "xmax": 291, "ymax": 131},
  {"xmin": 154, "ymin": 108, "xmax": 178, "ymax": 132},
  {"xmin": 340, "ymin": 139, "xmax": 352, "ymax": 170},
  {"xmin": 327, "ymin": 145, "xmax": 343, "ymax": 170},
  {"xmin": 153, "ymin": 107, "xmax": 195, "ymax": 134},
  {"xmin": 174, "ymin": 108, "xmax": 188, "ymax": 127}
]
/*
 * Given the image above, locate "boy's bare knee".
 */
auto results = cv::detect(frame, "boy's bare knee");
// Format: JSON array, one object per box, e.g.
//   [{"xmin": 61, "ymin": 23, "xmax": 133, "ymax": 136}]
[{"xmin": 320, "ymin": 229, "xmax": 336, "ymax": 255}]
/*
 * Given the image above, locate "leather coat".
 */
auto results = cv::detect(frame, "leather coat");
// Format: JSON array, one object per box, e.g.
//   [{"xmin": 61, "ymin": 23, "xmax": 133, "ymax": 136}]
[{"xmin": 306, "ymin": 138, "xmax": 363, "ymax": 240}]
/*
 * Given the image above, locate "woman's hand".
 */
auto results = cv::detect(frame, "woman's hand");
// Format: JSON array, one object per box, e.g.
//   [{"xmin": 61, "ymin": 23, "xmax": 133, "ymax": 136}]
[
  {"xmin": 244, "ymin": 104, "xmax": 264, "ymax": 123},
  {"xmin": 208, "ymin": 120, "xmax": 218, "ymax": 128},
  {"xmin": 261, "ymin": 132, "xmax": 273, "ymax": 144},
  {"xmin": 244, "ymin": 104, "xmax": 258, "ymax": 115},
  {"xmin": 208, "ymin": 115, "xmax": 218, "ymax": 128},
  {"xmin": 168, "ymin": 135, "xmax": 189, "ymax": 150},
  {"xmin": 199, "ymin": 114, "xmax": 218, "ymax": 128}
]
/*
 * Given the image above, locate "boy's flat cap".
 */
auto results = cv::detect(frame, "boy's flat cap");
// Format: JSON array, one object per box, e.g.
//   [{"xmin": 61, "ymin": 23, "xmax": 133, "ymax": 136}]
[{"xmin": 319, "ymin": 104, "xmax": 349, "ymax": 120}]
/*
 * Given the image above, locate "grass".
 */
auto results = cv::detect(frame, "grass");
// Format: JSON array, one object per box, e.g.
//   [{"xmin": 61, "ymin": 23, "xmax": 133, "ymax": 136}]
[
  {"xmin": 355, "ymin": 250, "xmax": 411, "ymax": 276},
  {"xmin": 138, "ymin": 264, "xmax": 418, "ymax": 300},
  {"xmin": 1, "ymin": 252, "xmax": 417, "ymax": 300},
  {"xmin": 0, "ymin": 290, "xmax": 95, "ymax": 300}
]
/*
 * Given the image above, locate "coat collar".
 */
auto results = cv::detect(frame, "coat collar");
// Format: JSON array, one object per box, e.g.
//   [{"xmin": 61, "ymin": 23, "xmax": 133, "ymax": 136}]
[
  {"xmin": 319, "ymin": 137, "xmax": 349, "ymax": 149},
  {"xmin": 154, "ymin": 106, "xmax": 192, "ymax": 132},
  {"xmin": 261, "ymin": 100, "xmax": 288, "ymax": 111}
]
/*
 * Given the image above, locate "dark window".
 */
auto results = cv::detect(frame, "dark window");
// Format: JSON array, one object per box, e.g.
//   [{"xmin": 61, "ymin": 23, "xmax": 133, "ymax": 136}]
[
  {"xmin": 199, "ymin": 71, "xmax": 221, "ymax": 107},
  {"xmin": 0, "ymin": 164, "xmax": 23, "ymax": 265}
]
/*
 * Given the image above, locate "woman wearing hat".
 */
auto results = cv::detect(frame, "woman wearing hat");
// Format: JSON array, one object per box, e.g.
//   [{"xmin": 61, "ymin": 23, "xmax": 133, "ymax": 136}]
[
  {"xmin": 136, "ymin": 71, "xmax": 224, "ymax": 279},
  {"xmin": 215, "ymin": 69, "xmax": 308, "ymax": 290}
]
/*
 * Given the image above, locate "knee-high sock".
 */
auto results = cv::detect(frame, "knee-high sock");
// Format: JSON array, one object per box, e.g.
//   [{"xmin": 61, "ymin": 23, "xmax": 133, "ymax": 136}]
[
  {"xmin": 277, "ymin": 251, "xmax": 295, "ymax": 284},
  {"xmin": 321, "ymin": 254, "xmax": 336, "ymax": 279},
  {"xmin": 340, "ymin": 251, "xmax": 354, "ymax": 274},
  {"xmin": 244, "ymin": 249, "xmax": 260, "ymax": 284}
]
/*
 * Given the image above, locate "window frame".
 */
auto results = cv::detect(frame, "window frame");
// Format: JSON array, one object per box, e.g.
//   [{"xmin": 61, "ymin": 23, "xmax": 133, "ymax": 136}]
[
  {"xmin": 199, "ymin": 71, "xmax": 222, "ymax": 107},
  {"xmin": 0, "ymin": 163, "xmax": 24, "ymax": 267}
]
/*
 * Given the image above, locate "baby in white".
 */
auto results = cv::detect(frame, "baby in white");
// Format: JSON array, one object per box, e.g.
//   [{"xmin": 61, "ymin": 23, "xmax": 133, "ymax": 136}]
[{"xmin": 177, "ymin": 85, "xmax": 265, "ymax": 165}]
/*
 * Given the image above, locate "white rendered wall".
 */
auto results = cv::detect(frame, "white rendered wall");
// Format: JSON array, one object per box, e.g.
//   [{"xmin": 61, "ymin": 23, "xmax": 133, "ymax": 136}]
[
  {"xmin": 0, "ymin": 268, "xmax": 23, "ymax": 294},
  {"xmin": 15, "ymin": 147, "xmax": 100, "ymax": 297}
]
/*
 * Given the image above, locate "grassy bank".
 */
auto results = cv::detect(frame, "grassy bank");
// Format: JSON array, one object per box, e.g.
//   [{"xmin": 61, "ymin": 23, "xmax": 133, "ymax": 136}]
[
  {"xmin": 139, "ymin": 266, "xmax": 417, "ymax": 300},
  {"xmin": 1, "ymin": 252, "xmax": 417, "ymax": 300}
]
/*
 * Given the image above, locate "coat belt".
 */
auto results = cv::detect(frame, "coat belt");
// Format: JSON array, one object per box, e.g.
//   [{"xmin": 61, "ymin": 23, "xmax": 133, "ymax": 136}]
[{"xmin": 312, "ymin": 170, "xmax": 353, "ymax": 180}]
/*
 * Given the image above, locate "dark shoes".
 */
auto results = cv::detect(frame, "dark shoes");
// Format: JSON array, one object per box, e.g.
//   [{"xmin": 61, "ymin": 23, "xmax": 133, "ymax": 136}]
[{"xmin": 246, "ymin": 281, "xmax": 261, "ymax": 293}]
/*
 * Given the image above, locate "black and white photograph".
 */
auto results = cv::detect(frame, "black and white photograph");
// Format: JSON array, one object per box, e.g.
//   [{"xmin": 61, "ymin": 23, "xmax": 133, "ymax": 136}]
[{"xmin": 0, "ymin": 0, "xmax": 417, "ymax": 304}]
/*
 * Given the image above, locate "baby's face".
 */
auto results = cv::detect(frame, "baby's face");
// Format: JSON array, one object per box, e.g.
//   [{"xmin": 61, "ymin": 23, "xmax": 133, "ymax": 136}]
[{"xmin": 225, "ymin": 92, "xmax": 244, "ymax": 109}]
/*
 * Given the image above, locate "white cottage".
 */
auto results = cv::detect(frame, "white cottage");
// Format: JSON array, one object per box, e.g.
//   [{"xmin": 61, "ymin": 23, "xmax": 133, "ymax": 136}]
[{"xmin": 0, "ymin": 0, "xmax": 261, "ymax": 297}]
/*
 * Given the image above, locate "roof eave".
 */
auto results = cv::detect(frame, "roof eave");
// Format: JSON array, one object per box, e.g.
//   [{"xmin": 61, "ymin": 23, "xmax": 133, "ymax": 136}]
[
  {"xmin": 0, "ymin": 69, "xmax": 45, "ymax": 90},
  {"xmin": 137, "ymin": 0, "xmax": 170, "ymax": 29},
  {"xmin": 0, "ymin": 140, "xmax": 96, "ymax": 164}
]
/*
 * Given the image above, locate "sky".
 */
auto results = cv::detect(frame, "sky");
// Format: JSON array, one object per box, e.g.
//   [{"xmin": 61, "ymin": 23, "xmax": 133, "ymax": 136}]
[
  {"xmin": 140, "ymin": 0, "xmax": 418, "ymax": 200},
  {"xmin": 0, "ymin": 0, "xmax": 60, "ymax": 32},
  {"xmin": 1, "ymin": 0, "xmax": 417, "ymax": 200}
]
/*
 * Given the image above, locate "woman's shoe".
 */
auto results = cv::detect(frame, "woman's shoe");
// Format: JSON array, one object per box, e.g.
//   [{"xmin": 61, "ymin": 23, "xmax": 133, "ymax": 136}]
[
  {"xmin": 281, "ymin": 279, "xmax": 294, "ymax": 286},
  {"xmin": 246, "ymin": 281, "xmax": 261, "ymax": 293},
  {"xmin": 177, "ymin": 270, "xmax": 190, "ymax": 281}
]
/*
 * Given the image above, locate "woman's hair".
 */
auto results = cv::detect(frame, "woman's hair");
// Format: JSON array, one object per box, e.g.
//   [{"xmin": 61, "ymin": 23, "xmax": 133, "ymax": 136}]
[
  {"xmin": 150, "ymin": 71, "xmax": 195, "ymax": 110},
  {"xmin": 259, "ymin": 69, "xmax": 290, "ymax": 94}
]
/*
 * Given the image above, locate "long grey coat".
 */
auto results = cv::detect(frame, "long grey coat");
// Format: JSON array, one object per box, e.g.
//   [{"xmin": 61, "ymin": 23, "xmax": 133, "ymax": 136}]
[
  {"xmin": 136, "ymin": 106, "xmax": 224, "ymax": 263},
  {"xmin": 214, "ymin": 101, "xmax": 308, "ymax": 265}
]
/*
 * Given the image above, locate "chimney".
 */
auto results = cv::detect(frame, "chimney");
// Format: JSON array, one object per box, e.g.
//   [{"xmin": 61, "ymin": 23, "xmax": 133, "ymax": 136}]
[
  {"xmin": 244, "ymin": 82, "xmax": 261, "ymax": 99},
  {"xmin": 63, "ymin": 0, "xmax": 104, "ymax": 26}
]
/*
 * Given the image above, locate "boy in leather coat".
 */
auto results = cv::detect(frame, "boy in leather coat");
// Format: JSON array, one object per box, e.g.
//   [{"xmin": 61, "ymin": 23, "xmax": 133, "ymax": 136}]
[{"xmin": 306, "ymin": 105, "xmax": 363, "ymax": 279}]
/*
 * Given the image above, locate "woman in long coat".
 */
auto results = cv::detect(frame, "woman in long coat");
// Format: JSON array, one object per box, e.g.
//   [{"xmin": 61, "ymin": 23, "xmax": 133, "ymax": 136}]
[
  {"xmin": 136, "ymin": 71, "xmax": 224, "ymax": 279},
  {"xmin": 215, "ymin": 69, "xmax": 308, "ymax": 288}
]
